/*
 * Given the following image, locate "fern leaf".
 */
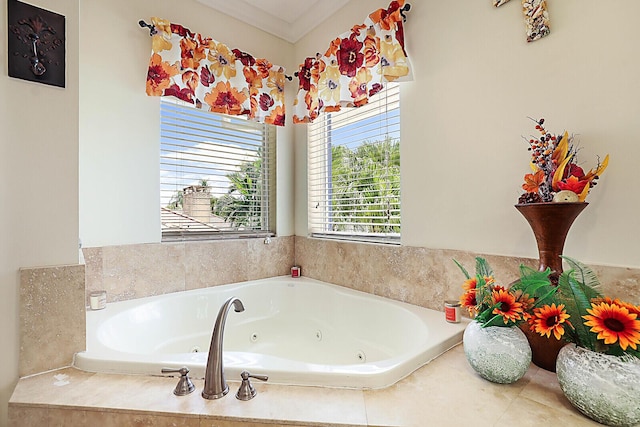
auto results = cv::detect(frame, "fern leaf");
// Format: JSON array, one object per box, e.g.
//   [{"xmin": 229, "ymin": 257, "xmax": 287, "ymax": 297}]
[
  {"xmin": 453, "ymin": 259, "xmax": 470, "ymax": 280},
  {"xmin": 557, "ymin": 270, "xmax": 601, "ymax": 349},
  {"xmin": 561, "ymin": 256, "xmax": 603, "ymax": 297},
  {"xmin": 475, "ymin": 257, "xmax": 493, "ymax": 278}
]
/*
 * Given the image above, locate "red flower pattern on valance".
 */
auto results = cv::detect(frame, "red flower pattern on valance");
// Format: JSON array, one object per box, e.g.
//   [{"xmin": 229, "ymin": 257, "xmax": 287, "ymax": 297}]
[
  {"xmin": 146, "ymin": 17, "xmax": 286, "ymax": 126},
  {"xmin": 293, "ymin": 1, "xmax": 411, "ymax": 123}
]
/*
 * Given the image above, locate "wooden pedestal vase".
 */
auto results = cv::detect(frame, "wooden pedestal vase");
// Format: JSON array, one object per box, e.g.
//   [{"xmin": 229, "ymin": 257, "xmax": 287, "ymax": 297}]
[{"xmin": 515, "ymin": 202, "xmax": 588, "ymax": 372}]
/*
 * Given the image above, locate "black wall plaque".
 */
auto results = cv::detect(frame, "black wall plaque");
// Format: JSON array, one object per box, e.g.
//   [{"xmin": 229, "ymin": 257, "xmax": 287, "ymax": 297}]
[{"xmin": 7, "ymin": 0, "xmax": 65, "ymax": 87}]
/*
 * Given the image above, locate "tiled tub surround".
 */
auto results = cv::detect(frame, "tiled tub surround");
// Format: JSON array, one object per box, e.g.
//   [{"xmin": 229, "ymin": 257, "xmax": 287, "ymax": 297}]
[
  {"xmin": 18, "ymin": 265, "xmax": 86, "ymax": 378},
  {"xmin": 83, "ymin": 236, "xmax": 295, "ymax": 305},
  {"xmin": 13, "ymin": 237, "xmax": 639, "ymax": 425},
  {"xmin": 9, "ymin": 345, "xmax": 603, "ymax": 426}
]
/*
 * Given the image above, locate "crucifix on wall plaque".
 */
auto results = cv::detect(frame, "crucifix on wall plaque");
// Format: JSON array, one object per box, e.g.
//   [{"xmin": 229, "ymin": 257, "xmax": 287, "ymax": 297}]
[{"xmin": 7, "ymin": 0, "xmax": 66, "ymax": 87}]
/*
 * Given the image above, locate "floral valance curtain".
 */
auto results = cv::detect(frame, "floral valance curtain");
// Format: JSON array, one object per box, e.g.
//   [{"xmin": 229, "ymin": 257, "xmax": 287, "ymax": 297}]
[
  {"xmin": 145, "ymin": 17, "xmax": 286, "ymax": 126},
  {"xmin": 293, "ymin": 0, "xmax": 411, "ymax": 124}
]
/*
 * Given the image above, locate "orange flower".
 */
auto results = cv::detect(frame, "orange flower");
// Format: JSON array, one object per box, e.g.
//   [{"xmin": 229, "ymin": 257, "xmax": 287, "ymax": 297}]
[
  {"xmin": 265, "ymin": 105, "xmax": 285, "ymax": 127},
  {"xmin": 179, "ymin": 37, "xmax": 206, "ymax": 70},
  {"xmin": 513, "ymin": 290, "xmax": 536, "ymax": 320},
  {"xmin": 363, "ymin": 35, "xmax": 380, "ymax": 68},
  {"xmin": 146, "ymin": 53, "xmax": 179, "ymax": 96},
  {"xmin": 460, "ymin": 290, "xmax": 477, "ymax": 312},
  {"xmin": 369, "ymin": 0, "xmax": 404, "ymax": 31},
  {"xmin": 583, "ymin": 302, "xmax": 640, "ymax": 351},
  {"xmin": 462, "ymin": 277, "xmax": 478, "ymax": 292},
  {"xmin": 491, "ymin": 289, "xmax": 524, "ymax": 324},
  {"xmin": 522, "ymin": 169, "xmax": 545, "ymax": 193},
  {"xmin": 204, "ymin": 81, "xmax": 248, "ymax": 116},
  {"xmin": 459, "ymin": 277, "xmax": 478, "ymax": 314},
  {"xmin": 529, "ymin": 303, "xmax": 571, "ymax": 340}
]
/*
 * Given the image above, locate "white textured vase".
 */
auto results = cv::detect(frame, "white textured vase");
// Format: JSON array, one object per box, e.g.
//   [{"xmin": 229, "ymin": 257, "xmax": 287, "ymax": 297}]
[
  {"xmin": 556, "ymin": 344, "xmax": 640, "ymax": 427},
  {"xmin": 463, "ymin": 320, "xmax": 532, "ymax": 384}
]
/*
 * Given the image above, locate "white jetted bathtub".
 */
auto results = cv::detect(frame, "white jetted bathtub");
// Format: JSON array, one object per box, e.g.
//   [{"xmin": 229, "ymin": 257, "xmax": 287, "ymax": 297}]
[{"xmin": 74, "ymin": 276, "xmax": 467, "ymax": 389}]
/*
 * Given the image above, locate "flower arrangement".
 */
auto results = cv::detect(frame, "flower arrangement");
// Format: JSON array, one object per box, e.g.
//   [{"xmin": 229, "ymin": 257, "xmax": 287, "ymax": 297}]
[
  {"xmin": 528, "ymin": 257, "xmax": 640, "ymax": 359},
  {"xmin": 455, "ymin": 257, "xmax": 557, "ymax": 328},
  {"xmin": 518, "ymin": 117, "xmax": 609, "ymax": 204}
]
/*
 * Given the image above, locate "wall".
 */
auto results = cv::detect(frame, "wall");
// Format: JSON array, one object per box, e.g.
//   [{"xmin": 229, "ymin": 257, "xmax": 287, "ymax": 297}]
[
  {"xmin": 294, "ymin": 0, "xmax": 640, "ymax": 269},
  {"xmin": 78, "ymin": 0, "xmax": 296, "ymax": 248},
  {"xmin": 0, "ymin": 0, "xmax": 80, "ymax": 425}
]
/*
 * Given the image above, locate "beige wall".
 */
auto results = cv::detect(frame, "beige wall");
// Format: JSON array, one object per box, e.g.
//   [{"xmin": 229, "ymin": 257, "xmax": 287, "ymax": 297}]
[
  {"xmin": 0, "ymin": 0, "xmax": 80, "ymax": 425},
  {"xmin": 78, "ymin": 0, "xmax": 296, "ymax": 248},
  {"xmin": 295, "ymin": 0, "xmax": 640, "ymax": 269}
]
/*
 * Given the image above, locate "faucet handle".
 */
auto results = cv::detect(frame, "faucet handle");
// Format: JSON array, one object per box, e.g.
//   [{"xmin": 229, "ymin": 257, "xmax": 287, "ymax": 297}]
[
  {"xmin": 161, "ymin": 366, "xmax": 196, "ymax": 396},
  {"xmin": 235, "ymin": 370, "xmax": 268, "ymax": 401}
]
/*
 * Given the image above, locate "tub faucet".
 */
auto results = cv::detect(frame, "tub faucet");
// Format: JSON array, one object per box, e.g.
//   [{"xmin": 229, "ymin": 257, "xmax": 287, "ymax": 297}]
[{"xmin": 202, "ymin": 296, "xmax": 245, "ymax": 399}]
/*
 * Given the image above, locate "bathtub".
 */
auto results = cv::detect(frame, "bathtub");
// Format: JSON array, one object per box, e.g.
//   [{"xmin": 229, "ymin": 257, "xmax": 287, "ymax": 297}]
[{"xmin": 74, "ymin": 276, "xmax": 467, "ymax": 389}]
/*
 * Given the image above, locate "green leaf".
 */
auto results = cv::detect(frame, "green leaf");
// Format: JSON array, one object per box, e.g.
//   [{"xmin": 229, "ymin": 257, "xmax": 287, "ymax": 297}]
[
  {"xmin": 556, "ymin": 267, "xmax": 602, "ymax": 350},
  {"xmin": 453, "ymin": 259, "xmax": 470, "ymax": 280},
  {"xmin": 561, "ymin": 256, "xmax": 603, "ymax": 296},
  {"xmin": 475, "ymin": 257, "xmax": 493, "ymax": 278}
]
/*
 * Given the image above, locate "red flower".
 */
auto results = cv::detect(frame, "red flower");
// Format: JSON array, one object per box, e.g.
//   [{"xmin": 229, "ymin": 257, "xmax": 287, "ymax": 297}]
[
  {"xmin": 337, "ymin": 36, "xmax": 364, "ymax": 78},
  {"xmin": 164, "ymin": 84, "xmax": 194, "ymax": 103},
  {"xmin": 298, "ymin": 57, "xmax": 316, "ymax": 91},
  {"xmin": 259, "ymin": 93, "xmax": 274, "ymax": 111},
  {"xmin": 200, "ymin": 66, "xmax": 215, "ymax": 87},
  {"xmin": 170, "ymin": 23, "xmax": 194, "ymax": 38},
  {"xmin": 564, "ymin": 163, "xmax": 585, "ymax": 179},
  {"xmin": 556, "ymin": 175, "xmax": 588, "ymax": 194},
  {"xmin": 232, "ymin": 49, "xmax": 255, "ymax": 67}
]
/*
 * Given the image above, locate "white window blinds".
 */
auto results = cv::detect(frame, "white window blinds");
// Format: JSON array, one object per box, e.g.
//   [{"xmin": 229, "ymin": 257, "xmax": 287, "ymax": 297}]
[
  {"xmin": 308, "ymin": 83, "xmax": 401, "ymax": 244},
  {"xmin": 160, "ymin": 99, "xmax": 276, "ymax": 241}
]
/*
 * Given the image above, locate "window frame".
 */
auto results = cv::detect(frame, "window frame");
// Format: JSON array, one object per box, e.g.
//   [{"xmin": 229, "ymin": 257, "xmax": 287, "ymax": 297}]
[
  {"xmin": 307, "ymin": 83, "xmax": 401, "ymax": 245},
  {"xmin": 159, "ymin": 98, "xmax": 276, "ymax": 242}
]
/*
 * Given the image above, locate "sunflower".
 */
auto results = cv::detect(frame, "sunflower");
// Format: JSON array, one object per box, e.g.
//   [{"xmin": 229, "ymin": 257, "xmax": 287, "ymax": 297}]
[
  {"xmin": 529, "ymin": 303, "xmax": 571, "ymax": 340},
  {"xmin": 583, "ymin": 302, "xmax": 640, "ymax": 351},
  {"xmin": 491, "ymin": 289, "xmax": 524, "ymax": 324}
]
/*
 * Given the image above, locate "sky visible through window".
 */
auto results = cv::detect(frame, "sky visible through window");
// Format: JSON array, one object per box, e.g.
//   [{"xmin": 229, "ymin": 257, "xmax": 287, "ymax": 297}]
[{"xmin": 160, "ymin": 100, "xmax": 262, "ymax": 209}]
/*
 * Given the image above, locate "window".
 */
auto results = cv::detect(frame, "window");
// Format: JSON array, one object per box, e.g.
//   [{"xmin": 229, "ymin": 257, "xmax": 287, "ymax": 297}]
[
  {"xmin": 308, "ymin": 83, "xmax": 401, "ymax": 244},
  {"xmin": 160, "ymin": 98, "xmax": 276, "ymax": 241}
]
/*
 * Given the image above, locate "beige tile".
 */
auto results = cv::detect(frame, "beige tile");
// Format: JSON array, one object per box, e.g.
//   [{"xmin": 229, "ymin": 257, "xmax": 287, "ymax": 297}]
[
  {"xmin": 198, "ymin": 381, "xmax": 368, "ymax": 426},
  {"xmin": 246, "ymin": 236, "xmax": 295, "ymax": 280},
  {"xmin": 364, "ymin": 345, "xmax": 538, "ymax": 427},
  {"xmin": 48, "ymin": 409, "xmax": 201, "ymax": 427},
  {"xmin": 102, "ymin": 242, "xmax": 186, "ymax": 301},
  {"xmin": 518, "ymin": 367, "xmax": 576, "ymax": 414},
  {"xmin": 19, "ymin": 265, "xmax": 86, "ymax": 377},
  {"xmin": 185, "ymin": 240, "xmax": 249, "ymax": 289},
  {"xmin": 495, "ymin": 395, "xmax": 602, "ymax": 426},
  {"xmin": 83, "ymin": 246, "xmax": 104, "ymax": 300},
  {"xmin": 8, "ymin": 404, "xmax": 48, "ymax": 426}
]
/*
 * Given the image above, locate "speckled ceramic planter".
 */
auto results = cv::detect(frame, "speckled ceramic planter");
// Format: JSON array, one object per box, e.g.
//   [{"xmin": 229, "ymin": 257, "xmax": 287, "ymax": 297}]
[
  {"xmin": 463, "ymin": 320, "xmax": 531, "ymax": 384},
  {"xmin": 556, "ymin": 344, "xmax": 640, "ymax": 427}
]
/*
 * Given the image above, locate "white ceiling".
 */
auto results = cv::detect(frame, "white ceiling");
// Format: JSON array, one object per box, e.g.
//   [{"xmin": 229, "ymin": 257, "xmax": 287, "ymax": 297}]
[{"xmin": 196, "ymin": 0, "xmax": 351, "ymax": 43}]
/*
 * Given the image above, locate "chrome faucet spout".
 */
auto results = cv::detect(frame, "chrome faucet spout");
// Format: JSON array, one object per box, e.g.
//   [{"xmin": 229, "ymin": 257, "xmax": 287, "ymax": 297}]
[{"xmin": 202, "ymin": 296, "xmax": 245, "ymax": 399}]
